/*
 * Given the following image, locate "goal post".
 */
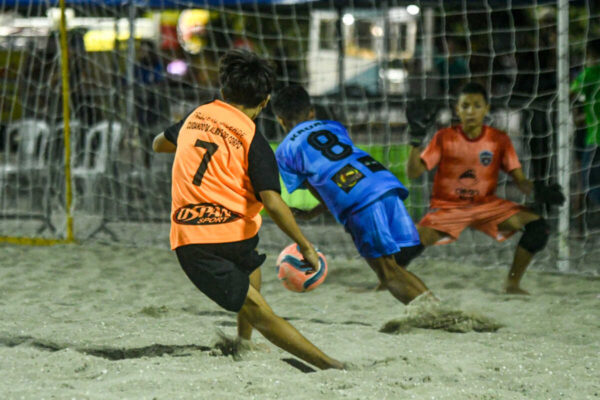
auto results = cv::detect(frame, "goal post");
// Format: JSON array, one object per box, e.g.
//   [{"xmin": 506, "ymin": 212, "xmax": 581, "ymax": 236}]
[
  {"xmin": 556, "ymin": 0, "xmax": 570, "ymax": 272},
  {"xmin": 59, "ymin": 0, "xmax": 75, "ymax": 244},
  {"xmin": 0, "ymin": 0, "xmax": 74, "ymax": 245}
]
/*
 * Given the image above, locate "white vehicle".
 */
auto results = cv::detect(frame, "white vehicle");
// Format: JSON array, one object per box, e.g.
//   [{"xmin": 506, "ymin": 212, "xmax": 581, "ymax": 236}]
[{"xmin": 307, "ymin": 6, "xmax": 418, "ymax": 97}]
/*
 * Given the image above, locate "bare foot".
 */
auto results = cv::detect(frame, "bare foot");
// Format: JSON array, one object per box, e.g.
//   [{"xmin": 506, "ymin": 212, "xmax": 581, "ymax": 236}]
[
  {"xmin": 504, "ymin": 285, "xmax": 530, "ymax": 295},
  {"xmin": 341, "ymin": 361, "xmax": 360, "ymax": 370}
]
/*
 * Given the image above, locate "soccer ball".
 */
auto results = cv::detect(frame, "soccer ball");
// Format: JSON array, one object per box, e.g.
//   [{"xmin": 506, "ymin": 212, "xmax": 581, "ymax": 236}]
[{"xmin": 275, "ymin": 244, "xmax": 328, "ymax": 292}]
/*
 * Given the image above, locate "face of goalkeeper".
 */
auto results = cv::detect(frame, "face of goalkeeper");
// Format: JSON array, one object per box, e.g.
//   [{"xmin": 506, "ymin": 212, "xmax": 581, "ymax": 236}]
[{"xmin": 455, "ymin": 92, "xmax": 490, "ymax": 133}]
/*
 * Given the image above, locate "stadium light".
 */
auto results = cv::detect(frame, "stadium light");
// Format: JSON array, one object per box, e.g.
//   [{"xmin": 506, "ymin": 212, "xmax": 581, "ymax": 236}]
[
  {"xmin": 407, "ymin": 5, "xmax": 420, "ymax": 15},
  {"xmin": 342, "ymin": 13, "xmax": 355, "ymax": 26},
  {"xmin": 371, "ymin": 25, "xmax": 383, "ymax": 37}
]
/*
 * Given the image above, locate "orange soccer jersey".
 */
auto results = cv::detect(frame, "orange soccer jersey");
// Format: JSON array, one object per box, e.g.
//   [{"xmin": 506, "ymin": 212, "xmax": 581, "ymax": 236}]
[
  {"xmin": 169, "ymin": 100, "xmax": 263, "ymax": 249},
  {"xmin": 420, "ymin": 125, "xmax": 522, "ymax": 208}
]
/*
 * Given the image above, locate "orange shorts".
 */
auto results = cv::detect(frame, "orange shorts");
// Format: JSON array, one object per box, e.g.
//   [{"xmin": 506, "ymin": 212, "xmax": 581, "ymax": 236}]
[{"xmin": 419, "ymin": 198, "xmax": 525, "ymax": 245}]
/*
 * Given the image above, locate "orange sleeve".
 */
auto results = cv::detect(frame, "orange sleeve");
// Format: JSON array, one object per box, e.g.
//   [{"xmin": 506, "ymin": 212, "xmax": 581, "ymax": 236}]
[
  {"xmin": 420, "ymin": 130, "xmax": 443, "ymax": 170},
  {"xmin": 500, "ymin": 134, "xmax": 522, "ymax": 172}
]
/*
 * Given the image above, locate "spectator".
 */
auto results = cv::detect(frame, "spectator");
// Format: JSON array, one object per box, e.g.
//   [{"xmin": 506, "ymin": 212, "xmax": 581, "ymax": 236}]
[
  {"xmin": 571, "ymin": 38, "xmax": 600, "ymax": 210},
  {"xmin": 134, "ymin": 40, "xmax": 170, "ymax": 167}
]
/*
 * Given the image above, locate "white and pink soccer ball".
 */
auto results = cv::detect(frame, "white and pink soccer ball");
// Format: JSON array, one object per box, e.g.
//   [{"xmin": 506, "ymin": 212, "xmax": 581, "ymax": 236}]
[{"xmin": 275, "ymin": 244, "xmax": 328, "ymax": 292}]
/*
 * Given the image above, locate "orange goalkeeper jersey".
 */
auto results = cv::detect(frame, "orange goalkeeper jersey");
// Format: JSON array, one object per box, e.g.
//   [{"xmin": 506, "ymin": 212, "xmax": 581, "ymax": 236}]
[
  {"xmin": 168, "ymin": 100, "xmax": 264, "ymax": 248},
  {"xmin": 420, "ymin": 125, "xmax": 522, "ymax": 208}
]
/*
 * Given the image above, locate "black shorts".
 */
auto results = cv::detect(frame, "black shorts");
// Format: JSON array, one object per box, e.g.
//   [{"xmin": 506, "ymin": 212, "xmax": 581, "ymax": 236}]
[{"xmin": 175, "ymin": 235, "xmax": 266, "ymax": 312}]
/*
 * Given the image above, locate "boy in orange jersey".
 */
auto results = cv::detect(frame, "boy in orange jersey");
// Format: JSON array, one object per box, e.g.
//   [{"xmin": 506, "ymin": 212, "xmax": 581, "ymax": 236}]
[
  {"xmin": 152, "ymin": 49, "xmax": 343, "ymax": 370},
  {"xmin": 406, "ymin": 82, "xmax": 564, "ymax": 294}
]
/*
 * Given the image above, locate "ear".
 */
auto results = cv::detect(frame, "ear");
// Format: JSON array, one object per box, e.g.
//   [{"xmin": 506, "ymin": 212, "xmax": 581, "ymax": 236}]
[{"xmin": 308, "ymin": 107, "xmax": 316, "ymax": 120}]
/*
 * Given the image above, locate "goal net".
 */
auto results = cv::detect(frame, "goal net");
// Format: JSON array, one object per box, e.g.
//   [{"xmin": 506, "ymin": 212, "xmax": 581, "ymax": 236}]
[{"xmin": 0, "ymin": 0, "xmax": 598, "ymax": 275}]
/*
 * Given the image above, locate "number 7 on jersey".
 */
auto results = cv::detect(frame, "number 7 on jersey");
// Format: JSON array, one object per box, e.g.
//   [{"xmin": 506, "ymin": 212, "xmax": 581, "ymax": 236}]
[{"xmin": 193, "ymin": 139, "xmax": 219, "ymax": 186}]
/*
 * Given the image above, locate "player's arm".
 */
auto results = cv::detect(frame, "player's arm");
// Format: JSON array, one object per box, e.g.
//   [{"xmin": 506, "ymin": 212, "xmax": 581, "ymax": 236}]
[
  {"xmin": 509, "ymin": 168, "xmax": 565, "ymax": 207},
  {"xmin": 260, "ymin": 190, "xmax": 319, "ymax": 271},
  {"xmin": 509, "ymin": 168, "xmax": 533, "ymax": 196},
  {"xmin": 152, "ymin": 132, "xmax": 176, "ymax": 153},
  {"xmin": 291, "ymin": 182, "xmax": 328, "ymax": 220},
  {"xmin": 152, "ymin": 111, "xmax": 191, "ymax": 153},
  {"xmin": 406, "ymin": 99, "xmax": 437, "ymax": 180},
  {"xmin": 407, "ymin": 146, "xmax": 428, "ymax": 179},
  {"xmin": 251, "ymin": 132, "xmax": 319, "ymax": 270}
]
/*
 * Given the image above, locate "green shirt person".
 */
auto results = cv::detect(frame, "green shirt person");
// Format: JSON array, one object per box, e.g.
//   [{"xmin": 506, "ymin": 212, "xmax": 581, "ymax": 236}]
[
  {"xmin": 571, "ymin": 38, "xmax": 600, "ymax": 205},
  {"xmin": 571, "ymin": 62, "xmax": 600, "ymax": 147}
]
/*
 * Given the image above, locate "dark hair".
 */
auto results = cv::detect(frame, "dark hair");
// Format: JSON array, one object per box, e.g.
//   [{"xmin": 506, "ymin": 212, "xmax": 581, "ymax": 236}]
[
  {"xmin": 271, "ymin": 85, "xmax": 312, "ymax": 123},
  {"xmin": 459, "ymin": 82, "xmax": 488, "ymax": 103},
  {"xmin": 219, "ymin": 49, "xmax": 275, "ymax": 108}
]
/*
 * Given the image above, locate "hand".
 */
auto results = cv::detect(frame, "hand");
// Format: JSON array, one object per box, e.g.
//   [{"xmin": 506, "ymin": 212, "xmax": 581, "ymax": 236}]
[
  {"xmin": 534, "ymin": 182, "xmax": 566, "ymax": 207},
  {"xmin": 298, "ymin": 244, "xmax": 320, "ymax": 273},
  {"xmin": 406, "ymin": 99, "xmax": 437, "ymax": 146}
]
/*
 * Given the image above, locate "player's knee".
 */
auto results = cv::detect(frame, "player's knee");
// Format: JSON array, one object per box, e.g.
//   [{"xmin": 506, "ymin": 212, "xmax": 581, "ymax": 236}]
[
  {"xmin": 518, "ymin": 218, "xmax": 549, "ymax": 253},
  {"xmin": 417, "ymin": 226, "xmax": 439, "ymax": 246},
  {"xmin": 394, "ymin": 244, "xmax": 424, "ymax": 267}
]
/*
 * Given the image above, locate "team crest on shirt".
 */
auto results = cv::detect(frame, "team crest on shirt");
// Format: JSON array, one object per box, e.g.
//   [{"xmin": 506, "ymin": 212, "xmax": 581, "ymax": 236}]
[
  {"xmin": 331, "ymin": 164, "xmax": 365, "ymax": 193},
  {"xmin": 479, "ymin": 150, "xmax": 493, "ymax": 166},
  {"xmin": 173, "ymin": 203, "xmax": 242, "ymax": 225}
]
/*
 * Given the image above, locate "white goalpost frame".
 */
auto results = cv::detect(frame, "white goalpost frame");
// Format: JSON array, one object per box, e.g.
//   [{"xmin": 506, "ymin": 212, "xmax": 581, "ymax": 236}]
[{"xmin": 556, "ymin": 0, "xmax": 571, "ymax": 272}]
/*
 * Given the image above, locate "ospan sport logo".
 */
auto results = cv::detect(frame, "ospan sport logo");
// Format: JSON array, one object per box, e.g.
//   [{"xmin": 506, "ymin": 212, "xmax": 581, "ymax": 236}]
[{"xmin": 173, "ymin": 203, "xmax": 242, "ymax": 225}]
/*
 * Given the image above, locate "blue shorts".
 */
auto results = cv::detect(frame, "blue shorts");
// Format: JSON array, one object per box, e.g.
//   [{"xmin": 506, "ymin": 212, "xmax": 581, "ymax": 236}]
[{"xmin": 344, "ymin": 191, "xmax": 420, "ymax": 258}]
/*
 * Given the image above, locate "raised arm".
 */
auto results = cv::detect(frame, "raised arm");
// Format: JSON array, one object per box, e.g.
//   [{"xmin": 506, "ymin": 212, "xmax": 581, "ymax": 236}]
[
  {"xmin": 406, "ymin": 99, "xmax": 437, "ymax": 180},
  {"xmin": 152, "ymin": 132, "xmax": 176, "ymax": 153},
  {"xmin": 407, "ymin": 146, "xmax": 428, "ymax": 179}
]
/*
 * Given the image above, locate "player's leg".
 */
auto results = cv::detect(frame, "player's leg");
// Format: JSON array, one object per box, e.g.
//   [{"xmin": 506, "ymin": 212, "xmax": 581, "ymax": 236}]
[
  {"xmin": 237, "ymin": 268, "xmax": 261, "ymax": 340},
  {"xmin": 238, "ymin": 285, "xmax": 344, "ymax": 370},
  {"xmin": 373, "ymin": 243, "xmax": 426, "ymax": 291},
  {"xmin": 417, "ymin": 206, "xmax": 472, "ymax": 247},
  {"xmin": 345, "ymin": 191, "xmax": 435, "ymax": 301},
  {"xmin": 416, "ymin": 224, "xmax": 448, "ymax": 246},
  {"xmin": 497, "ymin": 210, "xmax": 546, "ymax": 294},
  {"xmin": 366, "ymin": 254, "xmax": 432, "ymax": 304},
  {"xmin": 176, "ymin": 243, "xmax": 343, "ymax": 370}
]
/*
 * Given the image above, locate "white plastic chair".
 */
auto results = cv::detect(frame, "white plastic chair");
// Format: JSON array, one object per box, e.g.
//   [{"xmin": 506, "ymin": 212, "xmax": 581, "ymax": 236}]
[
  {"xmin": 71, "ymin": 120, "xmax": 123, "ymax": 210},
  {"xmin": 0, "ymin": 119, "xmax": 55, "ymax": 233},
  {"xmin": 1, "ymin": 119, "xmax": 51, "ymax": 176}
]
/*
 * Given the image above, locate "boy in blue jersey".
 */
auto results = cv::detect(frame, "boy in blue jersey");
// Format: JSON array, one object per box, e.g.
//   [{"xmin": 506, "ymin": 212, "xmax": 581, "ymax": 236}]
[{"xmin": 271, "ymin": 85, "xmax": 435, "ymax": 304}]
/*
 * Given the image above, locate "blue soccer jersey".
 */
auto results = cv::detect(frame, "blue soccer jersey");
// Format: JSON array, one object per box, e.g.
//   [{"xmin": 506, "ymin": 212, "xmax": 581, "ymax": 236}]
[{"xmin": 275, "ymin": 120, "xmax": 408, "ymax": 224}]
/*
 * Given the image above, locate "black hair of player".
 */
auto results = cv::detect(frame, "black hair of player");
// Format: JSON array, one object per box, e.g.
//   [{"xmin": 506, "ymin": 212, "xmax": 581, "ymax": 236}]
[
  {"xmin": 458, "ymin": 82, "xmax": 489, "ymax": 104},
  {"xmin": 271, "ymin": 85, "xmax": 312, "ymax": 124},
  {"xmin": 219, "ymin": 49, "xmax": 275, "ymax": 108}
]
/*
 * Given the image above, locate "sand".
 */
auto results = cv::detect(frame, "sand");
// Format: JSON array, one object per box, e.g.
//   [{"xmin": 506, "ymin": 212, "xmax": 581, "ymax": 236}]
[{"xmin": 1, "ymin": 243, "xmax": 599, "ymax": 400}]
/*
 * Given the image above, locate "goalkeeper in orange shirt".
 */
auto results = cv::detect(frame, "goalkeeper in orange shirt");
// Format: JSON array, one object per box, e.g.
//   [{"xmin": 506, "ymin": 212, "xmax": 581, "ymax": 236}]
[{"xmin": 406, "ymin": 82, "xmax": 565, "ymax": 294}]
